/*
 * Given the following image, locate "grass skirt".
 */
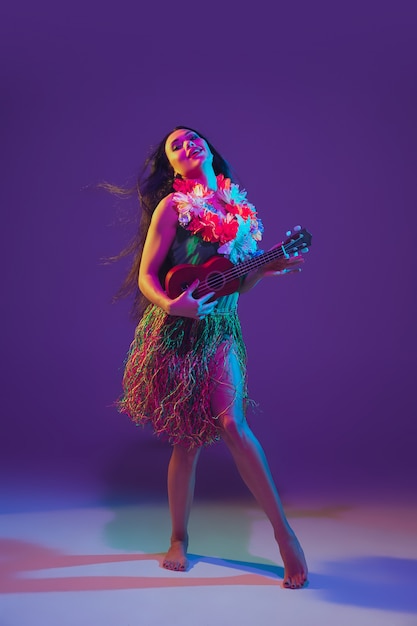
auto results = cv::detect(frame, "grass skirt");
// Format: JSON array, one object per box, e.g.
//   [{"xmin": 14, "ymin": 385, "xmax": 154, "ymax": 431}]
[{"xmin": 117, "ymin": 304, "xmax": 248, "ymax": 449}]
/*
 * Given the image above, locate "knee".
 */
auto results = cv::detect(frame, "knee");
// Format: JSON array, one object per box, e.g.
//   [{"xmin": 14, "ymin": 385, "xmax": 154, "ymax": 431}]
[
  {"xmin": 172, "ymin": 445, "xmax": 201, "ymax": 468},
  {"xmin": 218, "ymin": 412, "xmax": 249, "ymax": 447}
]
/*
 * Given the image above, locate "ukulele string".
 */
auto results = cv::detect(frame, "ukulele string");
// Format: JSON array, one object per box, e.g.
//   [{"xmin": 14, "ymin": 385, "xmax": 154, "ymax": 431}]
[{"xmin": 195, "ymin": 242, "xmax": 303, "ymax": 298}]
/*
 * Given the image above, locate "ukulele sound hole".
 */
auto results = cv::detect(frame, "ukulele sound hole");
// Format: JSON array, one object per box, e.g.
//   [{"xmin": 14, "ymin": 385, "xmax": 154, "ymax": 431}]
[{"xmin": 206, "ymin": 272, "xmax": 224, "ymax": 291}]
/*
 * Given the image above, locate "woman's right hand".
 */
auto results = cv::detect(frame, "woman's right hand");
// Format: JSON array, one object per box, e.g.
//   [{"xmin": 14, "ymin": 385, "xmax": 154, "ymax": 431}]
[{"xmin": 168, "ymin": 280, "xmax": 218, "ymax": 320}]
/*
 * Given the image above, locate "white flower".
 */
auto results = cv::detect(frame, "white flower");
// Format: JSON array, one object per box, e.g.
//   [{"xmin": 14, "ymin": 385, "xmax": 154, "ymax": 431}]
[
  {"xmin": 217, "ymin": 182, "xmax": 248, "ymax": 206},
  {"xmin": 174, "ymin": 191, "xmax": 209, "ymax": 226}
]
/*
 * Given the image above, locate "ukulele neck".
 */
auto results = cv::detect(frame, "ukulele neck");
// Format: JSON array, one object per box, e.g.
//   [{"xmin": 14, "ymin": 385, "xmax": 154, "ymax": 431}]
[{"xmin": 231, "ymin": 245, "xmax": 288, "ymax": 279}]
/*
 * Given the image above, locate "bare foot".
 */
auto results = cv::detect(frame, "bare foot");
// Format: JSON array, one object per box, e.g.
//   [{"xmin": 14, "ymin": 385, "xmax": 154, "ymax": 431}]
[
  {"xmin": 277, "ymin": 531, "xmax": 308, "ymax": 589},
  {"xmin": 162, "ymin": 539, "xmax": 188, "ymax": 572}
]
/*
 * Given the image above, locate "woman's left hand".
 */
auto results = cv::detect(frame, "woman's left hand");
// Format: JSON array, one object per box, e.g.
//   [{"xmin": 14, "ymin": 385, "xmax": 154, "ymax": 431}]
[
  {"xmin": 239, "ymin": 247, "xmax": 305, "ymax": 293},
  {"xmin": 262, "ymin": 246, "xmax": 305, "ymax": 277}
]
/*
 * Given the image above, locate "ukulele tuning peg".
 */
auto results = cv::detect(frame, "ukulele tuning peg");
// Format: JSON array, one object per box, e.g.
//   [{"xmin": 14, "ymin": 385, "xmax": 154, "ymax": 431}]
[
  {"xmin": 293, "ymin": 251, "xmax": 299, "ymax": 257},
  {"xmin": 294, "ymin": 225, "xmax": 301, "ymax": 232},
  {"xmin": 286, "ymin": 230, "xmax": 292, "ymax": 237}
]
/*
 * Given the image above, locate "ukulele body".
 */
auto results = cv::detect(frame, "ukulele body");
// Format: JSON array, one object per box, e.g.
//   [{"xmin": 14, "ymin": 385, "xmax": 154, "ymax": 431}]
[
  {"xmin": 165, "ymin": 226, "xmax": 312, "ymax": 302},
  {"xmin": 165, "ymin": 255, "xmax": 240, "ymax": 301}
]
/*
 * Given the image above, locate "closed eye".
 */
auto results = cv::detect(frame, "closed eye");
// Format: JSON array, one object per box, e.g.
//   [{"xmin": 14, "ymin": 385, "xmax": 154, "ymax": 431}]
[{"xmin": 171, "ymin": 132, "xmax": 199, "ymax": 151}]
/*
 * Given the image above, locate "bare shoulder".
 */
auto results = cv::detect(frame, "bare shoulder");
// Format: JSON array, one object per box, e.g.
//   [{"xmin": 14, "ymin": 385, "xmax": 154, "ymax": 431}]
[{"xmin": 151, "ymin": 193, "xmax": 178, "ymax": 228}]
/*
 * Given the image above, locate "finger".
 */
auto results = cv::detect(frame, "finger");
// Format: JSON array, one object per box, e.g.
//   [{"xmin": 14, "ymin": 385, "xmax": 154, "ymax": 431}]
[
  {"xmin": 286, "ymin": 256, "xmax": 304, "ymax": 265},
  {"xmin": 187, "ymin": 279, "xmax": 200, "ymax": 292},
  {"xmin": 266, "ymin": 268, "xmax": 300, "ymax": 277},
  {"xmin": 183, "ymin": 279, "xmax": 201, "ymax": 300},
  {"xmin": 287, "ymin": 259, "xmax": 304, "ymax": 268},
  {"xmin": 198, "ymin": 292, "xmax": 217, "ymax": 305}
]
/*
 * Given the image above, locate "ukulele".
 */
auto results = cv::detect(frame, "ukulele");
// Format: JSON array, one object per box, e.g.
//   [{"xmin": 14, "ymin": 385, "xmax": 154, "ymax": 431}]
[{"xmin": 165, "ymin": 226, "xmax": 312, "ymax": 301}]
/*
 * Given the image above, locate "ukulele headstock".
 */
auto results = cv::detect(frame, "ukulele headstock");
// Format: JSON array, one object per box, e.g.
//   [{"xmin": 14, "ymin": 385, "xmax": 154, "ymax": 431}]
[{"xmin": 283, "ymin": 225, "xmax": 312, "ymax": 256}]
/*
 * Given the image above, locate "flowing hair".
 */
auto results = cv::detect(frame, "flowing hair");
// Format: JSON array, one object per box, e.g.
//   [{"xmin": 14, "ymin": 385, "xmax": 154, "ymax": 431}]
[{"xmin": 103, "ymin": 126, "xmax": 236, "ymax": 322}]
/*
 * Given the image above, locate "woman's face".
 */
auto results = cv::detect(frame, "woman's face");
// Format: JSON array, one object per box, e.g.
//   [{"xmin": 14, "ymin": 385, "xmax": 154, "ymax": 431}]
[{"xmin": 165, "ymin": 128, "xmax": 213, "ymax": 178}]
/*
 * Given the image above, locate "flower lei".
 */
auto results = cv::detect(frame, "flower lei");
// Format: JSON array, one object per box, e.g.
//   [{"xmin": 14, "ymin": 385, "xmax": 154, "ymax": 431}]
[{"xmin": 172, "ymin": 174, "xmax": 264, "ymax": 264}]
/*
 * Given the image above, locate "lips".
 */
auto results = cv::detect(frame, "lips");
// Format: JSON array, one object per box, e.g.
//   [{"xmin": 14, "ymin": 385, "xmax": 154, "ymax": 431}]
[{"xmin": 188, "ymin": 147, "xmax": 203, "ymax": 158}]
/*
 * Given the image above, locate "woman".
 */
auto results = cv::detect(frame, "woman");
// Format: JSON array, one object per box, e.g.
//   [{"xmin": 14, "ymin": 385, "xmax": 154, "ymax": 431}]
[{"xmin": 116, "ymin": 126, "xmax": 308, "ymax": 589}]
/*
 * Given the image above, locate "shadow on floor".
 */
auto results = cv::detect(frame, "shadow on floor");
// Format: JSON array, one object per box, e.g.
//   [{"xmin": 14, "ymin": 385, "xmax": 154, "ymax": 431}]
[
  {"xmin": 313, "ymin": 556, "xmax": 417, "ymax": 614},
  {"xmin": 1, "ymin": 537, "xmax": 416, "ymax": 615}
]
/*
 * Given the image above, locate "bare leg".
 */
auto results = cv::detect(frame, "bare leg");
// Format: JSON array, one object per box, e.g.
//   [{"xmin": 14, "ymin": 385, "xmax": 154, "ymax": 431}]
[
  {"xmin": 210, "ymin": 348, "xmax": 308, "ymax": 589},
  {"xmin": 163, "ymin": 444, "xmax": 201, "ymax": 571}
]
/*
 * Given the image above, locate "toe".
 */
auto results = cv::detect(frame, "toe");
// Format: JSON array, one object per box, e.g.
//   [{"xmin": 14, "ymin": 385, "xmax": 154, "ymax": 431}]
[
  {"xmin": 296, "ymin": 573, "xmax": 308, "ymax": 588},
  {"xmin": 284, "ymin": 574, "xmax": 307, "ymax": 589}
]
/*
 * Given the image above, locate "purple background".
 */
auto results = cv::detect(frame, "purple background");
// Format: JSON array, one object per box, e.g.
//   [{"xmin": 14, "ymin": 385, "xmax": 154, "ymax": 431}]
[{"xmin": 1, "ymin": 0, "xmax": 416, "ymax": 508}]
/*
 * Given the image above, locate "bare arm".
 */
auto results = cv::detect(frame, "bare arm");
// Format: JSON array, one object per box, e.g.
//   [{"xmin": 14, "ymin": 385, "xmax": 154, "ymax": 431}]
[
  {"xmin": 139, "ymin": 195, "xmax": 218, "ymax": 319},
  {"xmin": 138, "ymin": 194, "xmax": 178, "ymax": 313},
  {"xmin": 238, "ymin": 268, "xmax": 264, "ymax": 294}
]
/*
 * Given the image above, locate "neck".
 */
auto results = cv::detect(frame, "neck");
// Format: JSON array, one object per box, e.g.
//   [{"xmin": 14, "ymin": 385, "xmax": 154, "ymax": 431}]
[{"xmin": 186, "ymin": 164, "xmax": 218, "ymax": 190}]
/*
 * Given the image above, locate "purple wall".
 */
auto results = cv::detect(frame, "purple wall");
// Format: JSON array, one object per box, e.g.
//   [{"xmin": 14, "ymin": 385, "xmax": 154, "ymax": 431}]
[{"xmin": 1, "ymin": 1, "xmax": 416, "ymax": 506}]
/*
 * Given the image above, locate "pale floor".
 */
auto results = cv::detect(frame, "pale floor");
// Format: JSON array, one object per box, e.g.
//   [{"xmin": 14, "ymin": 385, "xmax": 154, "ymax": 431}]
[{"xmin": 1, "ymin": 487, "xmax": 416, "ymax": 626}]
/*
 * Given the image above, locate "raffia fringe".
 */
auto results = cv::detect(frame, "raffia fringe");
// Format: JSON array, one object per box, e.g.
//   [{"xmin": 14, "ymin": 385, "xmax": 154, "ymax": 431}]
[{"xmin": 117, "ymin": 304, "xmax": 248, "ymax": 449}]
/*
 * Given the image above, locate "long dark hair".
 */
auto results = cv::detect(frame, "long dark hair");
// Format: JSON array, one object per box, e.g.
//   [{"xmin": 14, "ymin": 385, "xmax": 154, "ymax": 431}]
[{"xmin": 103, "ymin": 126, "xmax": 236, "ymax": 322}]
